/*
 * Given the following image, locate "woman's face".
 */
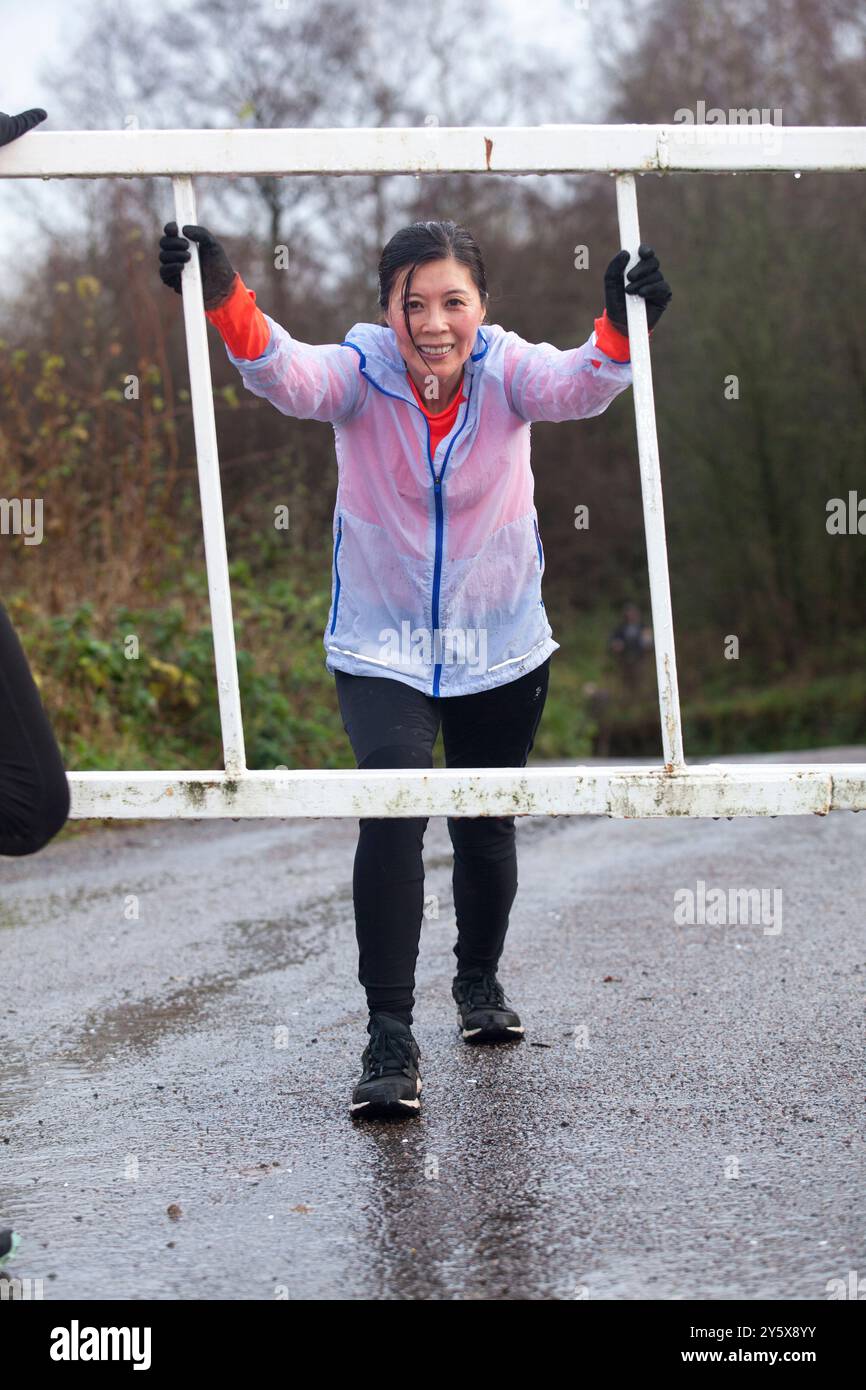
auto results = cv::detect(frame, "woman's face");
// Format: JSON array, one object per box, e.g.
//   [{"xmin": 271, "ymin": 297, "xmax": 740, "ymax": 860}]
[{"xmin": 385, "ymin": 256, "xmax": 486, "ymax": 407}]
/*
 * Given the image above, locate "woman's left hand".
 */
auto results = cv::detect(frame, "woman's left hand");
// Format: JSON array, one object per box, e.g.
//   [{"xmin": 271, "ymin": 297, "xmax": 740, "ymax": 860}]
[{"xmin": 604, "ymin": 245, "xmax": 672, "ymax": 333}]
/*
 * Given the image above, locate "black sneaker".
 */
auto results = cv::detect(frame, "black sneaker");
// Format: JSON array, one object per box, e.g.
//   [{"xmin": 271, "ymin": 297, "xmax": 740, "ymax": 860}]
[
  {"xmin": 452, "ymin": 970, "xmax": 525, "ymax": 1043},
  {"xmin": 349, "ymin": 1013, "xmax": 422, "ymax": 1119}
]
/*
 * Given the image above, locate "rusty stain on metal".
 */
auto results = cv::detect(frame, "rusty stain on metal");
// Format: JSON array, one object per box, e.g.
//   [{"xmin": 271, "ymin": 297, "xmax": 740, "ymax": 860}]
[
  {"xmin": 661, "ymin": 652, "xmax": 680, "ymax": 765},
  {"xmin": 484, "ymin": 137, "xmax": 493, "ymax": 170}
]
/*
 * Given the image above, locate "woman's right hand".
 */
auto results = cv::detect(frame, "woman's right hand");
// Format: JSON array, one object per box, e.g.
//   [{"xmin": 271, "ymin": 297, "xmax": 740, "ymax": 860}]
[
  {"xmin": 0, "ymin": 108, "xmax": 47, "ymax": 146},
  {"xmin": 159, "ymin": 222, "xmax": 238, "ymax": 309}
]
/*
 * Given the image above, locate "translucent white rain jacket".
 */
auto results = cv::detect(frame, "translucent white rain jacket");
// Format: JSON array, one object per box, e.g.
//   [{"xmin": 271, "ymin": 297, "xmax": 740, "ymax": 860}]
[{"xmin": 223, "ymin": 318, "xmax": 633, "ymax": 697}]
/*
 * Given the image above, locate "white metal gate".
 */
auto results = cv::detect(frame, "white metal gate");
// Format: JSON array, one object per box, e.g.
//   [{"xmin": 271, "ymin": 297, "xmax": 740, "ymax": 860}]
[{"xmin": 3, "ymin": 123, "xmax": 864, "ymax": 818}]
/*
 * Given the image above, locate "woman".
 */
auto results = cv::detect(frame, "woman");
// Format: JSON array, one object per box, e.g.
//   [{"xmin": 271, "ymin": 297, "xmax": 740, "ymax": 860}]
[{"xmin": 159, "ymin": 216, "xmax": 671, "ymax": 1120}]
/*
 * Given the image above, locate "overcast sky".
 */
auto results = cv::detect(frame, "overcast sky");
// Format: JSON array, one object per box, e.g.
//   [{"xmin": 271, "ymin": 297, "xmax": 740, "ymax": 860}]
[
  {"xmin": 0, "ymin": 0, "xmax": 602, "ymax": 273},
  {"xmin": 0, "ymin": 0, "xmax": 586, "ymax": 109},
  {"xmin": 0, "ymin": 0, "xmax": 73, "ymax": 119}
]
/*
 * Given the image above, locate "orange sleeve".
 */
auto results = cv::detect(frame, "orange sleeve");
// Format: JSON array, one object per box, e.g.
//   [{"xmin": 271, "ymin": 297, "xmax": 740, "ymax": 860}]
[
  {"xmin": 204, "ymin": 273, "xmax": 272, "ymax": 360},
  {"xmin": 591, "ymin": 307, "xmax": 656, "ymax": 363}
]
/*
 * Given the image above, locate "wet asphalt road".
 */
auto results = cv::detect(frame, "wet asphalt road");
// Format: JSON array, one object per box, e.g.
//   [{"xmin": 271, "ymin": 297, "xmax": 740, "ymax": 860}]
[{"xmin": 0, "ymin": 748, "xmax": 863, "ymax": 1301}]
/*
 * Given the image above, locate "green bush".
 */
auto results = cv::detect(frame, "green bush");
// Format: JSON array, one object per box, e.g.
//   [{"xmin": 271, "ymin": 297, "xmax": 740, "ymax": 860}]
[{"xmin": 8, "ymin": 590, "xmax": 865, "ymax": 779}]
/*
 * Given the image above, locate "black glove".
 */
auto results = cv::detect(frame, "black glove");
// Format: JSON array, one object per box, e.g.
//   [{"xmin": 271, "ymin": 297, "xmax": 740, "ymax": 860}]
[
  {"xmin": 158, "ymin": 222, "xmax": 238, "ymax": 310},
  {"xmin": 604, "ymin": 245, "xmax": 672, "ymax": 332},
  {"xmin": 0, "ymin": 108, "xmax": 47, "ymax": 147}
]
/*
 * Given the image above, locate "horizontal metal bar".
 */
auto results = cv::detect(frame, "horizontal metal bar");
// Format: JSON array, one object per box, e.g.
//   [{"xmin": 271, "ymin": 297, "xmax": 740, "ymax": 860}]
[
  {"xmin": 63, "ymin": 766, "xmax": 866, "ymax": 819},
  {"xmin": 1, "ymin": 125, "xmax": 864, "ymax": 179}
]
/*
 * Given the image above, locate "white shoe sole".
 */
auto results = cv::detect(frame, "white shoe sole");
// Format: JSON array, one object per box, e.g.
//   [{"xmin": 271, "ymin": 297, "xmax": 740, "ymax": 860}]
[
  {"xmin": 462, "ymin": 1024, "xmax": 525, "ymax": 1039},
  {"xmin": 350, "ymin": 1075, "xmax": 422, "ymax": 1115}
]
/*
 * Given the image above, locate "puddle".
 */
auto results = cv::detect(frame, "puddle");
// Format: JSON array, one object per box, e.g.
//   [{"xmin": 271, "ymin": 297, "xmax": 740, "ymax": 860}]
[
  {"xmin": 0, "ymin": 1053, "xmax": 97, "ymax": 1123},
  {"xmin": 62, "ymin": 893, "xmax": 353, "ymax": 1067}
]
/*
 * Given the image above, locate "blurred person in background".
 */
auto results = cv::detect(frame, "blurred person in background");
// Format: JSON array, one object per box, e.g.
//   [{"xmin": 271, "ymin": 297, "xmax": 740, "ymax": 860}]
[
  {"xmin": 609, "ymin": 600, "xmax": 654, "ymax": 669},
  {"xmin": 586, "ymin": 601, "xmax": 656, "ymax": 756}
]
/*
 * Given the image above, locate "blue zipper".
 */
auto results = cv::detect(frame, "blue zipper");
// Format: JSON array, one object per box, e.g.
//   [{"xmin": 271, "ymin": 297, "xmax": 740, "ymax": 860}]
[
  {"xmin": 533, "ymin": 516, "xmax": 544, "ymax": 571},
  {"xmin": 340, "ymin": 335, "xmax": 485, "ymax": 696},
  {"xmin": 330, "ymin": 514, "xmax": 343, "ymax": 634},
  {"xmin": 428, "ymin": 372, "xmax": 474, "ymax": 696},
  {"xmin": 533, "ymin": 515, "xmax": 546, "ymax": 611}
]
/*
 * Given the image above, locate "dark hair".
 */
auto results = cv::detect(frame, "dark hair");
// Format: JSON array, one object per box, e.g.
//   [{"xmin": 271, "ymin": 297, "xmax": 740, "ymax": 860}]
[{"xmin": 376, "ymin": 220, "xmax": 489, "ymax": 348}]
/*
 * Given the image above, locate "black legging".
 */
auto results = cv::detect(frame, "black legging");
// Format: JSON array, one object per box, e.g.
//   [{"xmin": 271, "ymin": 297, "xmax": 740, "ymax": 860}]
[
  {"xmin": 0, "ymin": 601, "xmax": 70, "ymax": 856},
  {"xmin": 334, "ymin": 657, "xmax": 551, "ymax": 1024}
]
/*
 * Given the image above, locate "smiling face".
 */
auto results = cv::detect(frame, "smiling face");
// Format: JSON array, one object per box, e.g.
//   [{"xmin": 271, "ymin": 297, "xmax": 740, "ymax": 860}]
[{"xmin": 385, "ymin": 256, "xmax": 487, "ymax": 410}]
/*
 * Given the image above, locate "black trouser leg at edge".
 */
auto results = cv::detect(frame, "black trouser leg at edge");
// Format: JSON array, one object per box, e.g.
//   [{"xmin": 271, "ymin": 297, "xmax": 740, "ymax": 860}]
[{"xmin": 0, "ymin": 602, "xmax": 70, "ymax": 857}]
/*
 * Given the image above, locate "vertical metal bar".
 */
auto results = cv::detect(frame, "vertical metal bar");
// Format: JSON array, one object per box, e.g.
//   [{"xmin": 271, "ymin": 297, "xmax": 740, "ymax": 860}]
[
  {"xmin": 171, "ymin": 177, "xmax": 246, "ymax": 777},
  {"xmin": 614, "ymin": 174, "xmax": 685, "ymax": 769}
]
